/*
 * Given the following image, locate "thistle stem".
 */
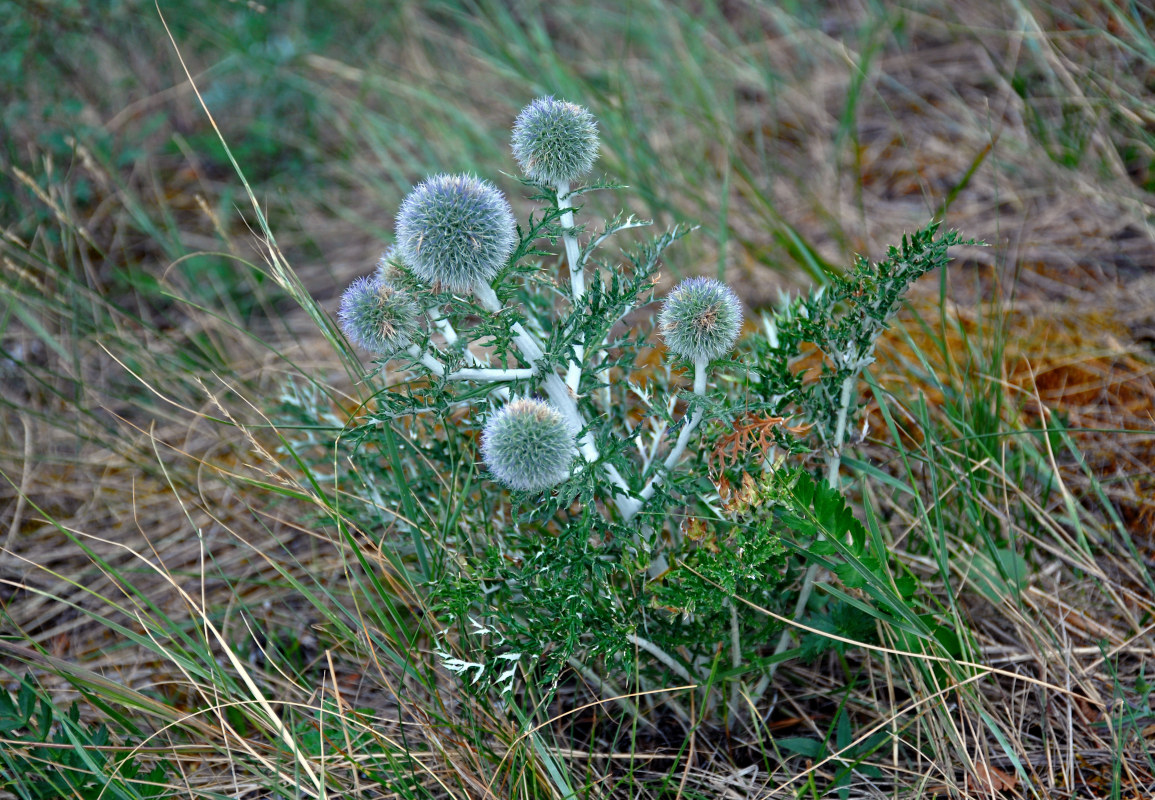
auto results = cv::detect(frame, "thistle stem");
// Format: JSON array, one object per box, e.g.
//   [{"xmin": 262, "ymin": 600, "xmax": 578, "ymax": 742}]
[
  {"xmin": 558, "ymin": 181, "xmax": 584, "ymax": 300},
  {"xmin": 826, "ymin": 375, "xmax": 854, "ymax": 488},
  {"xmin": 558, "ymin": 181, "xmax": 586, "ymax": 395},
  {"xmin": 450, "ymin": 367, "xmax": 536, "ymax": 382},
  {"xmin": 410, "ymin": 348, "xmax": 534, "ymax": 382},
  {"xmin": 428, "ymin": 306, "xmax": 461, "ymax": 348},
  {"xmin": 619, "ymin": 359, "xmax": 709, "ymax": 520},
  {"xmin": 415, "ymin": 349, "xmax": 445, "ymax": 377},
  {"xmin": 428, "ymin": 307, "xmax": 512, "ymax": 399},
  {"xmin": 472, "ymin": 279, "xmax": 637, "ymax": 512},
  {"xmin": 762, "ymin": 373, "xmax": 856, "ymax": 692}
]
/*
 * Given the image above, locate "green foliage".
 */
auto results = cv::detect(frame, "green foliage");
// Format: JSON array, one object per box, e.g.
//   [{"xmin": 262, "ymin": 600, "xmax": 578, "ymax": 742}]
[
  {"xmin": 649, "ymin": 480, "xmax": 789, "ymax": 661},
  {"xmin": 0, "ymin": 675, "xmax": 170, "ymax": 800},
  {"xmin": 742, "ymin": 221, "xmax": 972, "ymax": 448},
  {"xmin": 7, "ymin": 2, "xmax": 1149, "ymax": 798}
]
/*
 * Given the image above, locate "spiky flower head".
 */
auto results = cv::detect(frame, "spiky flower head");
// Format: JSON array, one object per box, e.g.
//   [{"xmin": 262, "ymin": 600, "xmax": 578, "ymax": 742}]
[
  {"xmin": 481, "ymin": 397, "xmax": 576, "ymax": 493},
  {"xmin": 395, "ymin": 174, "xmax": 517, "ymax": 292},
  {"xmin": 511, "ymin": 96, "xmax": 599, "ymax": 186},
  {"xmin": 374, "ymin": 246, "xmax": 404, "ymax": 282},
  {"xmin": 338, "ymin": 274, "xmax": 422, "ymax": 357},
  {"xmin": 659, "ymin": 277, "xmax": 743, "ymax": 363}
]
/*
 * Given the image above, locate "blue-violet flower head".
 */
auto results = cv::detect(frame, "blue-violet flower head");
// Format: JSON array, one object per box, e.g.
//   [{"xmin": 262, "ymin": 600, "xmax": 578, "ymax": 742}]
[
  {"xmin": 374, "ymin": 245, "xmax": 403, "ymax": 283},
  {"xmin": 481, "ymin": 397, "xmax": 576, "ymax": 493},
  {"xmin": 395, "ymin": 174, "xmax": 516, "ymax": 292},
  {"xmin": 511, "ymin": 96, "xmax": 599, "ymax": 186},
  {"xmin": 658, "ymin": 277, "xmax": 743, "ymax": 363},
  {"xmin": 338, "ymin": 275, "xmax": 422, "ymax": 357}
]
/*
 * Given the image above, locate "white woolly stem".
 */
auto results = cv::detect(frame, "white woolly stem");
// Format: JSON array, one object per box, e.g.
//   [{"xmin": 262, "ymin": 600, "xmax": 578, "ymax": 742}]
[
  {"xmin": 619, "ymin": 359, "xmax": 709, "ymax": 520},
  {"xmin": 558, "ymin": 181, "xmax": 584, "ymax": 300},
  {"xmin": 428, "ymin": 306, "xmax": 461, "ymax": 348},
  {"xmin": 473, "ymin": 279, "xmax": 636, "ymax": 512},
  {"xmin": 428, "ymin": 306, "xmax": 511, "ymax": 399},
  {"xmin": 412, "ymin": 346, "xmax": 534, "ymax": 383},
  {"xmin": 558, "ymin": 181, "xmax": 586, "ymax": 395},
  {"xmin": 825, "ymin": 375, "xmax": 855, "ymax": 488},
  {"xmin": 450, "ymin": 366, "xmax": 536, "ymax": 382},
  {"xmin": 414, "ymin": 348, "xmax": 446, "ymax": 377},
  {"xmin": 760, "ymin": 373, "xmax": 857, "ymax": 695}
]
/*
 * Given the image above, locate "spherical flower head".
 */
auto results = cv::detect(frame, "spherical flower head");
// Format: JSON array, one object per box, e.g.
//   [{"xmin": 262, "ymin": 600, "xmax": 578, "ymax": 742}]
[
  {"xmin": 658, "ymin": 277, "xmax": 743, "ymax": 363},
  {"xmin": 395, "ymin": 174, "xmax": 516, "ymax": 293},
  {"xmin": 511, "ymin": 96, "xmax": 599, "ymax": 186},
  {"xmin": 374, "ymin": 246, "xmax": 403, "ymax": 282},
  {"xmin": 338, "ymin": 275, "xmax": 422, "ymax": 357},
  {"xmin": 481, "ymin": 398, "xmax": 576, "ymax": 493}
]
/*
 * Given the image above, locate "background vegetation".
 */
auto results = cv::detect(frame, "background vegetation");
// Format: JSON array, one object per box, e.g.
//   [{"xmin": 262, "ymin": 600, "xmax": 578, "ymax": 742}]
[{"xmin": 2, "ymin": 1, "xmax": 1153, "ymax": 798}]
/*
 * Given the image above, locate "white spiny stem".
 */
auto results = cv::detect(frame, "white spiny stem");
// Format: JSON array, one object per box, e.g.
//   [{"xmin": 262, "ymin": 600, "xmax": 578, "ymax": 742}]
[
  {"xmin": 410, "ymin": 347, "xmax": 534, "ymax": 383},
  {"xmin": 450, "ymin": 366, "xmax": 536, "ymax": 382},
  {"xmin": 761, "ymin": 373, "xmax": 857, "ymax": 692},
  {"xmin": 428, "ymin": 307, "xmax": 461, "ymax": 348},
  {"xmin": 473, "ymin": 283, "xmax": 574, "ymax": 424},
  {"xmin": 415, "ymin": 348, "xmax": 446, "ymax": 377},
  {"xmin": 639, "ymin": 417, "xmax": 670, "ymax": 473},
  {"xmin": 825, "ymin": 375, "xmax": 855, "ymax": 488},
  {"xmin": 472, "ymin": 279, "xmax": 636, "ymax": 511},
  {"xmin": 558, "ymin": 181, "xmax": 586, "ymax": 395},
  {"xmin": 620, "ymin": 359, "xmax": 709, "ymax": 520},
  {"xmin": 428, "ymin": 306, "xmax": 512, "ymax": 399},
  {"xmin": 558, "ymin": 182, "xmax": 584, "ymax": 300}
]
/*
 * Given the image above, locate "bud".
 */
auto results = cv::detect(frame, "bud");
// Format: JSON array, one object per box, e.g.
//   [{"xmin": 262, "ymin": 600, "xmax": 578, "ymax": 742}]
[
  {"xmin": 511, "ymin": 96, "xmax": 599, "ymax": 186},
  {"xmin": 481, "ymin": 398, "xmax": 576, "ymax": 493},
  {"xmin": 658, "ymin": 277, "xmax": 743, "ymax": 363},
  {"xmin": 374, "ymin": 245, "xmax": 404, "ymax": 283},
  {"xmin": 395, "ymin": 174, "xmax": 517, "ymax": 292},
  {"xmin": 338, "ymin": 275, "xmax": 422, "ymax": 357}
]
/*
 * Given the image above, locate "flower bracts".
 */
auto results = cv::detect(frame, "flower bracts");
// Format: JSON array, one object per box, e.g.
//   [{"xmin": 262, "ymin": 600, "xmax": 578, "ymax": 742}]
[
  {"xmin": 481, "ymin": 398, "xmax": 576, "ymax": 493},
  {"xmin": 659, "ymin": 277, "xmax": 743, "ymax": 363}
]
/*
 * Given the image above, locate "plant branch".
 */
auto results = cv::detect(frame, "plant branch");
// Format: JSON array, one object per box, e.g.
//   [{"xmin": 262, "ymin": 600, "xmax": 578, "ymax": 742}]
[
  {"xmin": 472, "ymin": 279, "xmax": 637, "ymax": 512},
  {"xmin": 558, "ymin": 181, "xmax": 586, "ymax": 395},
  {"xmin": 620, "ymin": 358, "xmax": 709, "ymax": 520},
  {"xmin": 764, "ymin": 373, "xmax": 857, "ymax": 690}
]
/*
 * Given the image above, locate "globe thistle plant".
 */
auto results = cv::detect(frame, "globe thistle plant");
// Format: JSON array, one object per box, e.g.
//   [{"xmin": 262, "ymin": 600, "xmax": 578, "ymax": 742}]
[
  {"xmin": 395, "ymin": 174, "xmax": 516, "ymax": 292},
  {"xmin": 658, "ymin": 277, "xmax": 743, "ymax": 363},
  {"xmin": 338, "ymin": 274, "xmax": 422, "ymax": 357},
  {"xmin": 511, "ymin": 96, "xmax": 599, "ymax": 186},
  {"xmin": 305, "ymin": 91, "xmax": 966, "ymax": 707},
  {"xmin": 481, "ymin": 397, "xmax": 576, "ymax": 493}
]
